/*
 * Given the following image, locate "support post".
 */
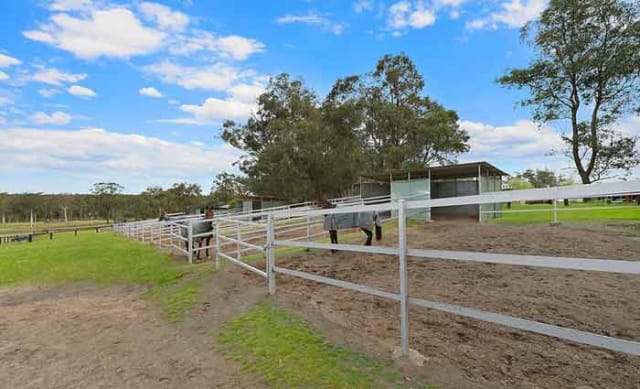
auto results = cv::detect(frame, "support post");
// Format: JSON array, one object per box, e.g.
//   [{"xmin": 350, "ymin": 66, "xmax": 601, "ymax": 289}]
[
  {"xmin": 553, "ymin": 198, "xmax": 558, "ymax": 224},
  {"xmin": 306, "ymin": 215, "xmax": 311, "ymax": 241},
  {"xmin": 214, "ymin": 222, "xmax": 220, "ymax": 270},
  {"xmin": 236, "ymin": 222, "xmax": 241, "ymax": 261},
  {"xmin": 398, "ymin": 199, "xmax": 409, "ymax": 355},
  {"xmin": 477, "ymin": 164, "xmax": 482, "ymax": 223},
  {"xmin": 187, "ymin": 221, "xmax": 193, "ymax": 264},
  {"xmin": 267, "ymin": 213, "xmax": 276, "ymax": 295},
  {"xmin": 170, "ymin": 223, "xmax": 175, "ymax": 255}
]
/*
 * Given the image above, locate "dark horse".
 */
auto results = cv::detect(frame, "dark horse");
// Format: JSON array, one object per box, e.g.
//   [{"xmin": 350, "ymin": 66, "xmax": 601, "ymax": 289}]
[
  {"xmin": 161, "ymin": 208, "xmax": 215, "ymax": 260},
  {"xmin": 320, "ymin": 200, "xmax": 382, "ymax": 250}
]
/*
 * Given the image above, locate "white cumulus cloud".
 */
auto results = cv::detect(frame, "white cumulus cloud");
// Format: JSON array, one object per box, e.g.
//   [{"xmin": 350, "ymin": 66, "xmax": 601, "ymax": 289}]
[
  {"xmin": 67, "ymin": 85, "xmax": 96, "ymax": 98},
  {"xmin": 139, "ymin": 87, "xmax": 163, "ymax": 98},
  {"xmin": 387, "ymin": 1, "xmax": 436, "ymax": 34},
  {"xmin": 168, "ymin": 30, "xmax": 265, "ymax": 60},
  {"xmin": 0, "ymin": 128, "xmax": 242, "ymax": 188},
  {"xmin": 31, "ymin": 111, "xmax": 72, "ymax": 125},
  {"xmin": 139, "ymin": 1, "xmax": 189, "ymax": 32},
  {"xmin": 180, "ymin": 97, "xmax": 255, "ymax": 123},
  {"xmin": 49, "ymin": 0, "xmax": 91, "ymax": 11},
  {"xmin": 466, "ymin": 0, "xmax": 547, "ymax": 30},
  {"xmin": 143, "ymin": 60, "xmax": 249, "ymax": 91},
  {"xmin": 23, "ymin": 7, "xmax": 166, "ymax": 59},
  {"xmin": 0, "ymin": 53, "xmax": 21, "ymax": 68},
  {"xmin": 31, "ymin": 67, "xmax": 87, "ymax": 86}
]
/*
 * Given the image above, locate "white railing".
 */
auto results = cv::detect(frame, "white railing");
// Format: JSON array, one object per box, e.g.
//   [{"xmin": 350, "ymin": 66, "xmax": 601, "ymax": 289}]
[
  {"xmin": 115, "ymin": 181, "xmax": 640, "ymax": 357},
  {"xmin": 215, "ymin": 180, "xmax": 640, "ymax": 358}
]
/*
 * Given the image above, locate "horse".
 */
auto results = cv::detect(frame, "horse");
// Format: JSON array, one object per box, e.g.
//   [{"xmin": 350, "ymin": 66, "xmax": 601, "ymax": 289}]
[
  {"xmin": 180, "ymin": 220, "xmax": 214, "ymax": 260},
  {"xmin": 160, "ymin": 208, "xmax": 215, "ymax": 260},
  {"xmin": 320, "ymin": 200, "xmax": 382, "ymax": 250}
]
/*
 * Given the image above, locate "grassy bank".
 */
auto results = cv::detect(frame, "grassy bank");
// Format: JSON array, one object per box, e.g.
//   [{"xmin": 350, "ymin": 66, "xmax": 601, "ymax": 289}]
[
  {"xmin": 0, "ymin": 219, "xmax": 110, "ymax": 235},
  {"xmin": 492, "ymin": 201, "xmax": 640, "ymax": 224},
  {"xmin": 0, "ymin": 232, "xmax": 208, "ymax": 322},
  {"xmin": 219, "ymin": 302, "xmax": 430, "ymax": 389}
]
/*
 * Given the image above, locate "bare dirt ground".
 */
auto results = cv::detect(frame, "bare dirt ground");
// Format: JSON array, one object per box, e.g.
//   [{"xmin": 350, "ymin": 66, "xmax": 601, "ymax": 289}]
[
  {"xmin": 235, "ymin": 221, "xmax": 640, "ymax": 389},
  {"xmin": 0, "ymin": 274, "xmax": 268, "ymax": 389}
]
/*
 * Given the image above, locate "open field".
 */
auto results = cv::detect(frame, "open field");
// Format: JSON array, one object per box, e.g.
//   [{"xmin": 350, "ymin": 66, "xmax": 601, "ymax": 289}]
[
  {"xmin": 0, "ymin": 219, "xmax": 110, "ymax": 235},
  {"xmin": 493, "ymin": 201, "xmax": 640, "ymax": 224},
  {"xmin": 0, "ymin": 232, "xmax": 428, "ymax": 388},
  {"xmin": 232, "ymin": 221, "xmax": 640, "ymax": 388}
]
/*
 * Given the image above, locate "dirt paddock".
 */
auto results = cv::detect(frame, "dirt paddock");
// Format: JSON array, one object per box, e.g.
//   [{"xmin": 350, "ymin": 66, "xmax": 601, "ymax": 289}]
[
  {"xmin": 0, "ymin": 277, "xmax": 268, "ymax": 389},
  {"xmin": 239, "ymin": 221, "xmax": 640, "ymax": 389}
]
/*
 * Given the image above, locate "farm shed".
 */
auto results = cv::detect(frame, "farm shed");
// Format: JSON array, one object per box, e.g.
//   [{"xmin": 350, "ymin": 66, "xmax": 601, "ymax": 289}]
[{"xmin": 357, "ymin": 161, "xmax": 506, "ymax": 221}]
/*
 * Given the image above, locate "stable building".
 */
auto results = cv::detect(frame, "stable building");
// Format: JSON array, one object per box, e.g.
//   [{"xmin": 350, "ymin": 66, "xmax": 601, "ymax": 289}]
[{"xmin": 357, "ymin": 161, "xmax": 507, "ymax": 221}]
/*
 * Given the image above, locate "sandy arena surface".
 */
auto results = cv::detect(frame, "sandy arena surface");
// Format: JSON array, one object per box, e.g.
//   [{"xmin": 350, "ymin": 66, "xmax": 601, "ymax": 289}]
[
  {"xmin": 0, "ymin": 275, "xmax": 268, "ymax": 389},
  {"xmin": 238, "ymin": 221, "xmax": 640, "ymax": 389}
]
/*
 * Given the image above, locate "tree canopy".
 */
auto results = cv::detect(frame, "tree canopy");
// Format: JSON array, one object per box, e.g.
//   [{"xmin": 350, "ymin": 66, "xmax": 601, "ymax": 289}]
[
  {"xmin": 499, "ymin": 0, "xmax": 640, "ymax": 183},
  {"xmin": 221, "ymin": 54, "xmax": 470, "ymax": 202}
]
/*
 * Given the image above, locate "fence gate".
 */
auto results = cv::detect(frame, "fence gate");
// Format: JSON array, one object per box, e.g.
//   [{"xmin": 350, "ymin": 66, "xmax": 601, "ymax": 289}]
[{"xmin": 214, "ymin": 217, "xmax": 268, "ymax": 279}]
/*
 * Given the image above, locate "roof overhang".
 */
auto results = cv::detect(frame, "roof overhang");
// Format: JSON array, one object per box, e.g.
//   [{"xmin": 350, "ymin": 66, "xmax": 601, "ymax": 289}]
[{"xmin": 360, "ymin": 161, "xmax": 508, "ymax": 183}]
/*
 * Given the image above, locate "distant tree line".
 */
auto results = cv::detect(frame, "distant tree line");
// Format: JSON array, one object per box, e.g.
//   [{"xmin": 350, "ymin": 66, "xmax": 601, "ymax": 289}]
[{"xmin": 0, "ymin": 181, "xmax": 223, "ymax": 224}]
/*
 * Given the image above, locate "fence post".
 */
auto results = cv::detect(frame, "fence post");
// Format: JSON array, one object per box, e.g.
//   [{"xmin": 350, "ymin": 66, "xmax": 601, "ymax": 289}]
[
  {"xmin": 553, "ymin": 199, "xmax": 558, "ymax": 224},
  {"xmin": 214, "ymin": 222, "xmax": 220, "ymax": 270},
  {"xmin": 187, "ymin": 221, "xmax": 193, "ymax": 264},
  {"xmin": 170, "ymin": 223, "xmax": 175, "ymax": 255},
  {"xmin": 306, "ymin": 215, "xmax": 310, "ymax": 241},
  {"xmin": 236, "ymin": 221, "xmax": 241, "ymax": 261},
  {"xmin": 267, "ymin": 213, "xmax": 276, "ymax": 295},
  {"xmin": 398, "ymin": 199, "xmax": 409, "ymax": 356}
]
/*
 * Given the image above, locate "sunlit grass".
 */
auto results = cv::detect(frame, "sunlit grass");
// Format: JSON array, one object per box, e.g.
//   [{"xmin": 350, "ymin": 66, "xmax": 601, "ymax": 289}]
[
  {"xmin": 219, "ymin": 302, "xmax": 431, "ymax": 389},
  {"xmin": 492, "ymin": 201, "xmax": 640, "ymax": 224},
  {"xmin": 0, "ymin": 232, "xmax": 212, "ymax": 322}
]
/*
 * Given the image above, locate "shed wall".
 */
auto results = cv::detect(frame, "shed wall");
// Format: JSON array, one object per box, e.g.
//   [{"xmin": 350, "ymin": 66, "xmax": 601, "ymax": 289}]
[{"xmin": 391, "ymin": 178, "xmax": 430, "ymax": 220}]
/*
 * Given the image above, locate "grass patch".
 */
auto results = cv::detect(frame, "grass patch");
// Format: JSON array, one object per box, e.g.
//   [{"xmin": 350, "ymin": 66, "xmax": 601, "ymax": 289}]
[
  {"xmin": 0, "ymin": 231, "xmax": 213, "ymax": 323},
  {"xmin": 144, "ymin": 264, "xmax": 214, "ymax": 323},
  {"xmin": 493, "ymin": 201, "xmax": 640, "ymax": 224},
  {"xmin": 0, "ymin": 220, "xmax": 109, "ymax": 235},
  {"xmin": 0, "ymin": 232, "xmax": 184, "ymax": 286},
  {"xmin": 219, "ymin": 302, "xmax": 429, "ymax": 389}
]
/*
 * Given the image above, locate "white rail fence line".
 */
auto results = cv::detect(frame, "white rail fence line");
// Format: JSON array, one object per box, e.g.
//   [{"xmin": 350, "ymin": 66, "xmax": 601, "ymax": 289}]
[
  {"xmin": 228, "ymin": 180, "xmax": 640, "ymax": 358},
  {"xmin": 115, "ymin": 181, "xmax": 640, "ymax": 357}
]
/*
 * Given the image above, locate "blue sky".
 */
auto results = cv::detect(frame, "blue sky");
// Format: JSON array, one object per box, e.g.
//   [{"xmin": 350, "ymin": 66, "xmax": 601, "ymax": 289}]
[{"xmin": 0, "ymin": 0, "xmax": 637, "ymax": 194}]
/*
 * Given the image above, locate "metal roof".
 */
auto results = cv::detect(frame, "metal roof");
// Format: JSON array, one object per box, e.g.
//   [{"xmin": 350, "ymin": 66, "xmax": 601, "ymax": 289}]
[{"xmin": 360, "ymin": 161, "xmax": 508, "ymax": 182}]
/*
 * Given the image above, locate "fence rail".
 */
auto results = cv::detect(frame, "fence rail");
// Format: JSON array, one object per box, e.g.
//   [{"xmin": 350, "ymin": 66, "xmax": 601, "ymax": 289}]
[{"xmin": 115, "ymin": 180, "xmax": 640, "ymax": 358}]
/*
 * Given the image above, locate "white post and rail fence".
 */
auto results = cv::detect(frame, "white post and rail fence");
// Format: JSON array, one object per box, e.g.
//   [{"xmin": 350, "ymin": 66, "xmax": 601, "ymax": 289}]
[{"xmin": 117, "ymin": 181, "xmax": 640, "ymax": 358}]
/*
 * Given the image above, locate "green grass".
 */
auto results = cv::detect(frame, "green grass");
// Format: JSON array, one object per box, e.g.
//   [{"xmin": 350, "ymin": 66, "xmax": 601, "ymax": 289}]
[
  {"xmin": 0, "ymin": 219, "xmax": 109, "ymax": 235},
  {"xmin": 0, "ymin": 231, "xmax": 211, "ymax": 322},
  {"xmin": 492, "ymin": 201, "xmax": 640, "ymax": 224},
  {"xmin": 219, "ymin": 302, "xmax": 429, "ymax": 389}
]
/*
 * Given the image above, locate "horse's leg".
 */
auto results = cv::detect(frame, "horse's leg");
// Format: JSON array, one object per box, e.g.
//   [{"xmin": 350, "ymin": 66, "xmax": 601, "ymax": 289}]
[
  {"xmin": 329, "ymin": 230, "xmax": 338, "ymax": 253},
  {"xmin": 205, "ymin": 237, "xmax": 211, "ymax": 259},
  {"xmin": 361, "ymin": 228, "xmax": 372, "ymax": 246},
  {"xmin": 375, "ymin": 225, "xmax": 382, "ymax": 240}
]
